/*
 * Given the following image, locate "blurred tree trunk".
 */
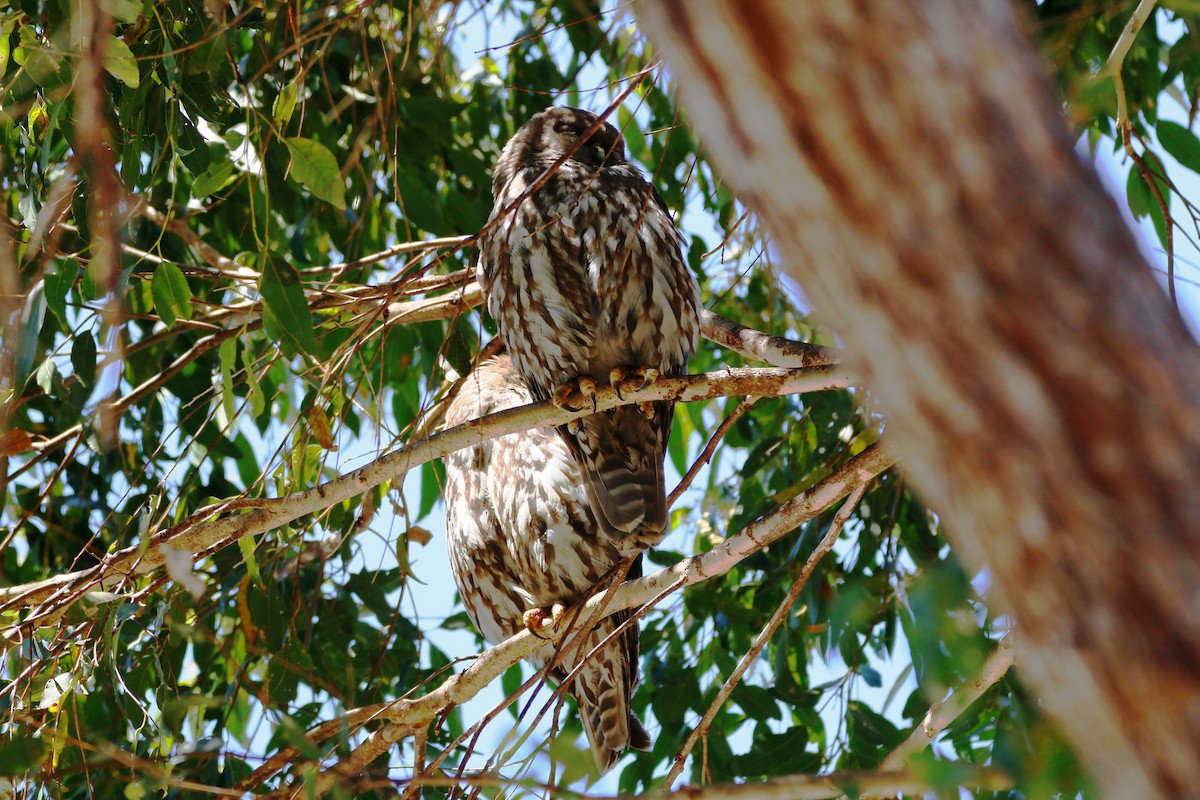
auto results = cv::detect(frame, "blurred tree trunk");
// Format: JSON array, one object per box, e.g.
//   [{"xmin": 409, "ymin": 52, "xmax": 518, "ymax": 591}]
[{"xmin": 636, "ymin": 1, "xmax": 1200, "ymax": 796}]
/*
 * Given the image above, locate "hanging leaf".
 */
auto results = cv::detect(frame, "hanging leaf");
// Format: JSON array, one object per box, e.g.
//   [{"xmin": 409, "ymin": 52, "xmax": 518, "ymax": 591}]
[
  {"xmin": 274, "ymin": 78, "xmax": 300, "ymax": 126},
  {"xmin": 259, "ymin": 253, "xmax": 321, "ymax": 358},
  {"xmin": 283, "ymin": 137, "xmax": 346, "ymax": 209},
  {"xmin": 306, "ymin": 404, "xmax": 335, "ymax": 450},
  {"xmin": 103, "ymin": 35, "xmax": 139, "ymax": 88},
  {"xmin": 151, "ymin": 262, "xmax": 193, "ymax": 328},
  {"xmin": 192, "ymin": 160, "xmax": 236, "ymax": 198},
  {"xmin": 14, "ymin": 285, "xmax": 46, "ymax": 388},
  {"xmin": 71, "ymin": 330, "xmax": 97, "ymax": 387},
  {"xmin": 1158, "ymin": 120, "xmax": 1200, "ymax": 175}
]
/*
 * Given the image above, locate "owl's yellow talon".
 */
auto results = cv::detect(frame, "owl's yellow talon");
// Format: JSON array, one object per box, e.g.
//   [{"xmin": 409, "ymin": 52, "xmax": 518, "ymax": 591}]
[
  {"xmin": 609, "ymin": 368, "xmax": 626, "ymax": 400},
  {"xmin": 578, "ymin": 378, "xmax": 599, "ymax": 412},
  {"xmin": 522, "ymin": 607, "xmax": 547, "ymax": 630},
  {"xmin": 610, "ymin": 367, "xmax": 659, "ymax": 401},
  {"xmin": 552, "ymin": 378, "xmax": 599, "ymax": 412},
  {"xmin": 522, "ymin": 603, "xmax": 567, "ymax": 638},
  {"xmin": 552, "ymin": 383, "xmax": 578, "ymax": 410}
]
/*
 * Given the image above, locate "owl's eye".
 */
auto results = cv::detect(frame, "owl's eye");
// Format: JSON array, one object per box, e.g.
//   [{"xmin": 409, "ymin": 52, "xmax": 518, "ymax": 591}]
[{"xmin": 591, "ymin": 143, "xmax": 607, "ymax": 162}]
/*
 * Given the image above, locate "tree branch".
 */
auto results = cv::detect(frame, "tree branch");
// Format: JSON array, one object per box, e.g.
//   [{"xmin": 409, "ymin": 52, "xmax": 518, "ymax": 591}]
[
  {"xmin": 664, "ymin": 482, "xmax": 869, "ymax": 786},
  {"xmin": 876, "ymin": 632, "xmax": 1017, "ymax": 773},
  {"xmin": 123, "ymin": 204, "xmax": 842, "ymax": 371},
  {"xmin": 253, "ymin": 443, "xmax": 894, "ymax": 796},
  {"xmin": 1105, "ymin": 0, "xmax": 1159, "ymax": 128},
  {"xmin": 0, "ymin": 365, "xmax": 853, "ymax": 626},
  {"xmin": 635, "ymin": 2, "xmax": 1200, "ymax": 793},
  {"xmin": 331, "ymin": 275, "xmax": 840, "ymax": 371},
  {"xmin": 698, "ymin": 308, "xmax": 837, "ymax": 367}
]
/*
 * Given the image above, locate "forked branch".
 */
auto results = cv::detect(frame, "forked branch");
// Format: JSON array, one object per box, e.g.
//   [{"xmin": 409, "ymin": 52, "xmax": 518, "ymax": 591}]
[
  {"xmin": 0, "ymin": 365, "xmax": 852, "ymax": 627},
  {"xmin": 253, "ymin": 444, "xmax": 894, "ymax": 796}
]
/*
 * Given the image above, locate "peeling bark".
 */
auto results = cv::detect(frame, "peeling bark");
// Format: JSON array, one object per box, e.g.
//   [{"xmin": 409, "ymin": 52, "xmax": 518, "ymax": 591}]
[{"xmin": 636, "ymin": 1, "xmax": 1200, "ymax": 796}]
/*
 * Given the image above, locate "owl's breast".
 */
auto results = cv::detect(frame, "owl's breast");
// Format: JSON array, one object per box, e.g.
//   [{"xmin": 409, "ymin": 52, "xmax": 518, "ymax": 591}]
[{"xmin": 572, "ymin": 184, "xmax": 698, "ymax": 373}]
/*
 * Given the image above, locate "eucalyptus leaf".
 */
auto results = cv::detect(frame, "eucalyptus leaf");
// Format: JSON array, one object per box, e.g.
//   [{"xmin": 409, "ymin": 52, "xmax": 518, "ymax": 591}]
[
  {"xmin": 103, "ymin": 35, "xmax": 139, "ymax": 88},
  {"xmin": 283, "ymin": 137, "xmax": 346, "ymax": 209},
  {"xmin": 259, "ymin": 252, "xmax": 321, "ymax": 358},
  {"xmin": 151, "ymin": 262, "xmax": 193, "ymax": 328}
]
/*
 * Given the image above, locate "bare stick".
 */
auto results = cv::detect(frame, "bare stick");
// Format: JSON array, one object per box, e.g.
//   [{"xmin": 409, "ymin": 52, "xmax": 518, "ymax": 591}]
[
  {"xmin": 875, "ymin": 632, "xmax": 1016, "ymax": 773},
  {"xmin": 248, "ymin": 445, "xmax": 892, "ymax": 795},
  {"xmin": 0, "ymin": 365, "xmax": 853, "ymax": 621},
  {"xmin": 663, "ymin": 483, "xmax": 869, "ymax": 786}
]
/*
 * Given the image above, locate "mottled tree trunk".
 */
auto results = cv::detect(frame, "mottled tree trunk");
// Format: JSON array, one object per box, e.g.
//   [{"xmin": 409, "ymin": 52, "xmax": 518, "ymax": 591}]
[{"xmin": 636, "ymin": 1, "xmax": 1200, "ymax": 796}]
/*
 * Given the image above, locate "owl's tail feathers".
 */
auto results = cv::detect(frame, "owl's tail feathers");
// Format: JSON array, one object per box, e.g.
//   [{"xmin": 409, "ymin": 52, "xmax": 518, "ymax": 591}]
[
  {"xmin": 576, "ymin": 659, "xmax": 652, "ymax": 773},
  {"xmin": 629, "ymin": 714, "xmax": 652, "ymax": 751},
  {"xmin": 570, "ymin": 405, "xmax": 669, "ymax": 541}
]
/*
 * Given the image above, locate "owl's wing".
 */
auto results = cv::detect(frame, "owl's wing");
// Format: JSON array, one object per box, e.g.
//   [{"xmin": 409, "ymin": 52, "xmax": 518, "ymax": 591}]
[{"xmin": 565, "ymin": 406, "xmax": 669, "ymax": 542}]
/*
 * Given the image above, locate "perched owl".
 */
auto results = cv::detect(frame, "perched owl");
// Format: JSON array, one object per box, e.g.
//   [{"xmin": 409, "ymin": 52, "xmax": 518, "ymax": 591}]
[
  {"xmin": 477, "ymin": 106, "xmax": 701, "ymax": 541},
  {"xmin": 443, "ymin": 355, "xmax": 652, "ymax": 773}
]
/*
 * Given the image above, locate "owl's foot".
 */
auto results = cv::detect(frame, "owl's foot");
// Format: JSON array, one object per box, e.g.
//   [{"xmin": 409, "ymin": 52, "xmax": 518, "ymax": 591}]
[
  {"xmin": 608, "ymin": 367, "xmax": 660, "ymax": 400},
  {"xmin": 522, "ymin": 602, "xmax": 567, "ymax": 638},
  {"xmin": 553, "ymin": 377, "xmax": 599, "ymax": 413}
]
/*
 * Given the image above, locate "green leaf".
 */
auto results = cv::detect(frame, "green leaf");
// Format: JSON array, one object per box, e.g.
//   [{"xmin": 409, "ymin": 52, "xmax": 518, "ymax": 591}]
[
  {"xmin": 260, "ymin": 253, "xmax": 321, "ymax": 358},
  {"xmin": 241, "ymin": 346, "xmax": 265, "ymax": 416},
  {"xmin": 14, "ymin": 27, "xmax": 62, "ymax": 87},
  {"xmin": 0, "ymin": 738, "xmax": 47, "ymax": 775},
  {"xmin": 0, "ymin": 25, "xmax": 10, "ymax": 86},
  {"xmin": 283, "ymin": 137, "xmax": 346, "ymax": 209},
  {"xmin": 734, "ymin": 726, "xmax": 818, "ymax": 777},
  {"xmin": 396, "ymin": 171, "xmax": 444, "ymax": 233},
  {"xmin": 860, "ymin": 664, "xmax": 883, "ymax": 688},
  {"xmin": 44, "ymin": 261, "xmax": 76, "ymax": 326},
  {"xmin": 732, "ymin": 684, "xmax": 781, "ymax": 722},
  {"xmin": 277, "ymin": 714, "xmax": 321, "ymax": 759},
  {"xmin": 238, "ymin": 535, "xmax": 261, "ymax": 584},
  {"xmin": 162, "ymin": 694, "xmax": 223, "ymax": 736},
  {"xmin": 71, "ymin": 330, "xmax": 97, "ymax": 387},
  {"xmin": 617, "ymin": 104, "xmax": 646, "ymax": 160},
  {"xmin": 669, "ymin": 405, "xmax": 692, "ymax": 476},
  {"xmin": 100, "ymin": 0, "xmax": 143, "ymax": 24},
  {"xmin": 218, "ymin": 336, "xmax": 237, "ymax": 428},
  {"xmin": 274, "ymin": 79, "xmax": 300, "ymax": 126},
  {"xmin": 151, "ymin": 262, "xmax": 193, "ymax": 328},
  {"xmin": 500, "ymin": 663, "xmax": 523, "ymax": 717},
  {"xmin": 1158, "ymin": 120, "xmax": 1200, "ymax": 174},
  {"xmin": 192, "ymin": 160, "xmax": 236, "ymax": 198},
  {"xmin": 103, "ymin": 35, "xmax": 139, "ymax": 88},
  {"xmin": 418, "ymin": 460, "xmax": 443, "ymax": 521},
  {"xmin": 1126, "ymin": 156, "xmax": 1170, "ymax": 219},
  {"xmin": 35, "ymin": 358, "xmax": 58, "ymax": 396},
  {"xmin": 14, "ymin": 287, "xmax": 46, "ymax": 388}
]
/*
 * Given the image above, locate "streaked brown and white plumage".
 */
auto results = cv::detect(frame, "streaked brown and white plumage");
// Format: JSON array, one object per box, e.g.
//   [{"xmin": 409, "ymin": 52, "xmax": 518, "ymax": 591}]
[
  {"xmin": 477, "ymin": 106, "xmax": 701, "ymax": 540},
  {"xmin": 443, "ymin": 356, "xmax": 651, "ymax": 772}
]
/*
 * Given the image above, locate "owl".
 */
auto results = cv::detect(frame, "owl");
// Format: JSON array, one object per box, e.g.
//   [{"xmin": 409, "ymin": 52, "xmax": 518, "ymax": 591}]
[
  {"xmin": 477, "ymin": 106, "xmax": 701, "ymax": 541},
  {"xmin": 443, "ymin": 355, "xmax": 651, "ymax": 772}
]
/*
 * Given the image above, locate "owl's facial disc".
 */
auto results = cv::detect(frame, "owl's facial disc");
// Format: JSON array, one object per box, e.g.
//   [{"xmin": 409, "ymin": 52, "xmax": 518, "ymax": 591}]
[{"xmin": 541, "ymin": 108, "xmax": 624, "ymax": 169}]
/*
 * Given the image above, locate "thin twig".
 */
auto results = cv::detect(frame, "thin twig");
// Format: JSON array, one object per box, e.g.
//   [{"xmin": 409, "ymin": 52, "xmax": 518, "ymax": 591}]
[
  {"xmin": 256, "ymin": 445, "xmax": 891, "ymax": 797},
  {"xmin": 874, "ymin": 632, "xmax": 1016, "ymax": 774},
  {"xmin": 1106, "ymin": 0, "xmax": 1159, "ymax": 129},
  {"xmin": 0, "ymin": 365, "xmax": 854, "ymax": 621},
  {"xmin": 663, "ymin": 483, "xmax": 869, "ymax": 787},
  {"xmin": 668, "ymin": 396, "xmax": 755, "ymax": 506}
]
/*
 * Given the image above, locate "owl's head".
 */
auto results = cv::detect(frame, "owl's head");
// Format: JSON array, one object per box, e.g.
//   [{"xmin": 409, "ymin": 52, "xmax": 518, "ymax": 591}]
[{"xmin": 504, "ymin": 106, "xmax": 628, "ymax": 175}]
